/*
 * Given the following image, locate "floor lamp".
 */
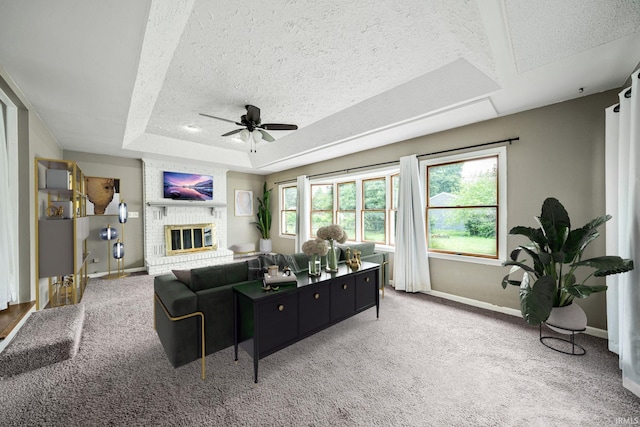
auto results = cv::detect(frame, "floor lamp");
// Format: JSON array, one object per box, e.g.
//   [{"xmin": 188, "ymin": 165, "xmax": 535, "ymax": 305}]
[
  {"xmin": 98, "ymin": 224, "xmax": 118, "ymax": 279},
  {"xmin": 117, "ymin": 200, "xmax": 128, "ymax": 278}
]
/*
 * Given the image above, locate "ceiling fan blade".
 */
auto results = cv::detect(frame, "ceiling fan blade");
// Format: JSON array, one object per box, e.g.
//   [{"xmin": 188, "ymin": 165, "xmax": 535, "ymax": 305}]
[
  {"xmin": 245, "ymin": 105, "xmax": 261, "ymax": 123},
  {"xmin": 257, "ymin": 129, "xmax": 275, "ymax": 142},
  {"xmin": 260, "ymin": 123, "xmax": 298, "ymax": 131},
  {"xmin": 221, "ymin": 128, "xmax": 244, "ymax": 137},
  {"xmin": 199, "ymin": 113, "xmax": 238, "ymax": 124}
]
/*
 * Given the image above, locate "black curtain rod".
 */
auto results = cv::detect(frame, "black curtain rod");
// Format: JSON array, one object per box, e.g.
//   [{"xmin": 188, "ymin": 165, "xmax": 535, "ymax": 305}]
[{"xmin": 273, "ymin": 137, "xmax": 519, "ymax": 185}]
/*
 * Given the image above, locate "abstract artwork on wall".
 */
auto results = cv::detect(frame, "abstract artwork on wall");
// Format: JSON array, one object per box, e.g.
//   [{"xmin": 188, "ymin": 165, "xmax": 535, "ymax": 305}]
[
  {"xmin": 235, "ymin": 189, "xmax": 253, "ymax": 216},
  {"xmin": 86, "ymin": 176, "xmax": 121, "ymax": 215}
]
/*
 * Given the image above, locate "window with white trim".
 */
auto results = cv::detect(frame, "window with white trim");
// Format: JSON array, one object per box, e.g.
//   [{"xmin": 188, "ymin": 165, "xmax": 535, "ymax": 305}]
[
  {"xmin": 389, "ymin": 174, "xmax": 399, "ymax": 246},
  {"xmin": 362, "ymin": 177, "xmax": 386, "ymax": 243},
  {"xmin": 287, "ymin": 169, "xmax": 398, "ymax": 246},
  {"xmin": 310, "ymin": 183, "xmax": 333, "ymax": 236},
  {"xmin": 280, "ymin": 185, "xmax": 297, "ymax": 236},
  {"xmin": 422, "ymin": 146, "xmax": 506, "ymax": 261},
  {"xmin": 336, "ymin": 181, "xmax": 356, "ymax": 240}
]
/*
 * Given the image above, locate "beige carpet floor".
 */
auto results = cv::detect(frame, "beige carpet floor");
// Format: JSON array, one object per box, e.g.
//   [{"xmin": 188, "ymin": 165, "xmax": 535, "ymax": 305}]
[{"xmin": 0, "ymin": 274, "xmax": 638, "ymax": 426}]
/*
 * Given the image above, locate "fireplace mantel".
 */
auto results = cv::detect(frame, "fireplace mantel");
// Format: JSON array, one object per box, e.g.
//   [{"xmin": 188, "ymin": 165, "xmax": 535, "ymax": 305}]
[{"xmin": 146, "ymin": 200, "xmax": 227, "ymax": 217}]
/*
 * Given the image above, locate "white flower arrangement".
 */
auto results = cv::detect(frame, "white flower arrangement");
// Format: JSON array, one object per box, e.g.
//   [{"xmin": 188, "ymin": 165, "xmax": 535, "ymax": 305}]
[
  {"xmin": 302, "ymin": 238, "xmax": 329, "ymax": 256},
  {"xmin": 316, "ymin": 224, "xmax": 348, "ymax": 243}
]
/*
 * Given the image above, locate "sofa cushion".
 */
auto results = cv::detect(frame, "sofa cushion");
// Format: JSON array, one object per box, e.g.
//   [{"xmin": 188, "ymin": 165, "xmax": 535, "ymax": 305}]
[
  {"xmin": 172, "ymin": 269, "xmax": 191, "ymax": 286},
  {"xmin": 288, "ymin": 253, "xmax": 309, "ymax": 272},
  {"xmin": 258, "ymin": 253, "xmax": 296, "ymax": 271},
  {"xmin": 189, "ymin": 261, "xmax": 249, "ymax": 292},
  {"xmin": 287, "ymin": 248, "xmax": 342, "ymax": 272},
  {"xmin": 154, "ymin": 275, "xmax": 197, "ymax": 317},
  {"xmin": 195, "ymin": 285, "xmax": 236, "ymax": 353},
  {"xmin": 338, "ymin": 242, "xmax": 376, "ymax": 259}
]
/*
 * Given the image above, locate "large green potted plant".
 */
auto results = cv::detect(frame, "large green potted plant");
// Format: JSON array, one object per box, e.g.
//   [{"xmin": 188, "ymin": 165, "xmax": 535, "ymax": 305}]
[
  {"xmin": 252, "ymin": 182, "xmax": 272, "ymax": 253},
  {"xmin": 502, "ymin": 197, "xmax": 634, "ymax": 325}
]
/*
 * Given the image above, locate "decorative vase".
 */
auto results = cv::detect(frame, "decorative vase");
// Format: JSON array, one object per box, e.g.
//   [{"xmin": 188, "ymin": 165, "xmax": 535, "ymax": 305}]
[
  {"xmin": 259, "ymin": 238, "xmax": 272, "ymax": 254},
  {"xmin": 326, "ymin": 239, "xmax": 338, "ymax": 272},
  {"xmin": 308, "ymin": 255, "xmax": 321, "ymax": 277}
]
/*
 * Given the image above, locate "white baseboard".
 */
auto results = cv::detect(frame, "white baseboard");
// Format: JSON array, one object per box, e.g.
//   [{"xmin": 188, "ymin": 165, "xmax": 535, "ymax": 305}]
[
  {"xmin": 388, "ymin": 281, "xmax": 608, "ymax": 339},
  {"xmin": 623, "ymin": 377, "xmax": 640, "ymax": 399},
  {"xmin": 88, "ymin": 267, "xmax": 147, "ymax": 279}
]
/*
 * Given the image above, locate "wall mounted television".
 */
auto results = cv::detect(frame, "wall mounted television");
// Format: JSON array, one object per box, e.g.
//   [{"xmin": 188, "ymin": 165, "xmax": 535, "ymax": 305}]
[{"xmin": 163, "ymin": 171, "xmax": 213, "ymax": 201}]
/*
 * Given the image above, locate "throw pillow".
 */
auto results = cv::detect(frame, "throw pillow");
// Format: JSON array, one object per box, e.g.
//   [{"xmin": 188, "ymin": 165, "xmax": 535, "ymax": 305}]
[{"xmin": 172, "ymin": 269, "xmax": 191, "ymax": 286}]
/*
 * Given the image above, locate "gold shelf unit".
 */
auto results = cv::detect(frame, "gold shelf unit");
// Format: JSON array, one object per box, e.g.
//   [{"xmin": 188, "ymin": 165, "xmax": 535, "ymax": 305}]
[{"xmin": 34, "ymin": 158, "xmax": 89, "ymax": 310}]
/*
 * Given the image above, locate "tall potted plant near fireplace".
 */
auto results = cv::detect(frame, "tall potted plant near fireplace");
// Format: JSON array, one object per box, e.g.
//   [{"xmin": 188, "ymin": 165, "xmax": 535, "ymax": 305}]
[{"xmin": 253, "ymin": 182, "xmax": 273, "ymax": 254}]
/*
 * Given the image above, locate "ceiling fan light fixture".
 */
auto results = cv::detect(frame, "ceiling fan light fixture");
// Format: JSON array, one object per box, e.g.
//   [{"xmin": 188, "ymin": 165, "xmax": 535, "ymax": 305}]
[
  {"xmin": 239, "ymin": 129, "xmax": 250, "ymax": 142},
  {"xmin": 252, "ymin": 130, "xmax": 262, "ymax": 143},
  {"xmin": 200, "ymin": 105, "xmax": 298, "ymax": 145}
]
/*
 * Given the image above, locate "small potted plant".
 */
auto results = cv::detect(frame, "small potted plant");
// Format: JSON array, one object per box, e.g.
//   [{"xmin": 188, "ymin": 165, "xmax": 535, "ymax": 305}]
[
  {"xmin": 502, "ymin": 197, "xmax": 634, "ymax": 325},
  {"xmin": 252, "ymin": 182, "xmax": 272, "ymax": 253}
]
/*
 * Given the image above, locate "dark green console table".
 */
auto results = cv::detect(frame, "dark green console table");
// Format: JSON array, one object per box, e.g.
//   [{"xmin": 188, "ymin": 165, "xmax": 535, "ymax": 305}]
[{"xmin": 233, "ymin": 261, "xmax": 380, "ymax": 383}]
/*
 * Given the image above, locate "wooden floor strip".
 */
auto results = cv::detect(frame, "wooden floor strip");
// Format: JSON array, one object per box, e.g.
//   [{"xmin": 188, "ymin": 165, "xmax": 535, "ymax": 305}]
[{"xmin": 0, "ymin": 301, "xmax": 35, "ymax": 340}]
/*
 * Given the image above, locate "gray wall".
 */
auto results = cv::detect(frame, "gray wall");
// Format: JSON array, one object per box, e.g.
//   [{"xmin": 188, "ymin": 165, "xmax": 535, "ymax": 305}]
[
  {"xmin": 64, "ymin": 151, "xmax": 144, "ymax": 275},
  {"xmin": 267, "ymin": 90, "xmax": 619, "ymax": 330},
  {"xmin": 226, "ymin": 171, "xmax": 267, "ymax": 251}
]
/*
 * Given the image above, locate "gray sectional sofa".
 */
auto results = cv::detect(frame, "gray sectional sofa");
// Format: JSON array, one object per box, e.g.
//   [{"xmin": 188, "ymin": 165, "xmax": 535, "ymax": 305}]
[{"xmin": 153, "ymin": 243, "xmax": 389, "ymax": 377}]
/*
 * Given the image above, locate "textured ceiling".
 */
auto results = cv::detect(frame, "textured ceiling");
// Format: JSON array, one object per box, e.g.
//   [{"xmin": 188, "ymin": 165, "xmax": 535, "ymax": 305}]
[
  {"xmin": 145, "ymin": 0, "xmax": 494, "ymax": 141},
  {"xmin": 0, "ymin": 0, "xmax": 639, "ymax": 174},
  {"xmin": 505, "ymin": 0, "xmax": 640, "ymax": 72}
]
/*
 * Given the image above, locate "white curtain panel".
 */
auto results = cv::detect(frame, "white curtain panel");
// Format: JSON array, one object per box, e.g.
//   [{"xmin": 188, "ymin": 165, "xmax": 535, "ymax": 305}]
[
  {"xmin": 294, "ymin": 175, "xmax": 310, "ymax": 253},
  {"xmin": 0, "ymin": 101, "xmax": 17, "ymax": 310},
  {"xmin": 393, "ymin": 155, "xmax": 431, "ymax": 292},
  {"xmin": 605, "ymin": 70, "xmax": 640, "ymax": 398}
]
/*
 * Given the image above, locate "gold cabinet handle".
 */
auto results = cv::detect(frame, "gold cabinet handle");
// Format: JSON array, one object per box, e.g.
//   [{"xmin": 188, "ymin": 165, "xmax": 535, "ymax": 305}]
[
  {"xmin": 314, "ymin": 293, "xmax": 320, "ymax": 300},
  {"xmin": 278, "ymin": 304, "xmax": 284, "ymax": 312},
  {"xmin": 342, "ymin": 284, "xmax": 348, "ymax": 290},
  {"xmin": 365, "ymin": 277, "xmax": 370, "ymax": 282}
]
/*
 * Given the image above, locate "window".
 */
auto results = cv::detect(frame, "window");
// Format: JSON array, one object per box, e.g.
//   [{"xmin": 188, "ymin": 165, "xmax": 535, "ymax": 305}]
[
  {"xmin": 423, "ymin": 147, "xmax": 506, "ymax": 260},
  {"xmin": 0, "ymin": 88, "xmax": 19, "ymax": 307},
  {"xmin": 280, "ymin": 185, "xmax": 297, "ymax": 236},
  {"xmin": 389, "ymin": 174, "xmax": 399, "ymax": 246},
  {"xmin": 337, "ymin": 181, "xmax": 356, "ymax": 239},
  {"xmin": 311, "ymin": 184, "xmax": 333, "ymax": 236},
  {"xmin": 362, "ymin": 178, "xmax": 386, "ymax": 243}
]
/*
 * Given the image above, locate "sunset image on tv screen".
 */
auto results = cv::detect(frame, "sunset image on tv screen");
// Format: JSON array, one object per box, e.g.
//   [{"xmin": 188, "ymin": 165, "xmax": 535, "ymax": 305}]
[{"xmin": 163, "ymin": 171, "xmax": 213, "ymax": 200}]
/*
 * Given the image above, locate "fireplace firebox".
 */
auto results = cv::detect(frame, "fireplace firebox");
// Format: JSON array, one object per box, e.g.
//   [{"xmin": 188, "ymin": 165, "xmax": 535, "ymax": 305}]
[{"xmin": 165, "ymin": 224, "xmax": 217, "ymax": 256}]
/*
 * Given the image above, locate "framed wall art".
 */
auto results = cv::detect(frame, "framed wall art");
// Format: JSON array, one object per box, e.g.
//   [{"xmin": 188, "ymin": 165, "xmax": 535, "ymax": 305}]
[
  {"xmin": 235, "ymin": 189, "xmax": 253, "ymax": 217},
  {"xmin": 86, "ymin": 176, "xmax": 121, "ymax": 215}
]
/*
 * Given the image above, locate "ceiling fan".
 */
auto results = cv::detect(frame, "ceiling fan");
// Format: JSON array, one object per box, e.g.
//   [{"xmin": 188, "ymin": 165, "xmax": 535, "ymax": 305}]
[{"xmin": 199, "ymin": 105, "xmax": 298, "ymax": 149}]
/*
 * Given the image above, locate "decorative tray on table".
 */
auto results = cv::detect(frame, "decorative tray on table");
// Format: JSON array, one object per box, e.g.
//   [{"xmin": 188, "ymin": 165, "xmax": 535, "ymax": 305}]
[{"xmin": 261, "ymin": 271, "xmax": 297, "ymax": 291}]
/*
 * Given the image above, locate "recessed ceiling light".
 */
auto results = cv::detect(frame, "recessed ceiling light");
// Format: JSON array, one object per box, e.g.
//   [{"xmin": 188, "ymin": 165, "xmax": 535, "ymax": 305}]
[{"xmin": 183, "ymin": 124, "xmax": 200, "ymax": 133}]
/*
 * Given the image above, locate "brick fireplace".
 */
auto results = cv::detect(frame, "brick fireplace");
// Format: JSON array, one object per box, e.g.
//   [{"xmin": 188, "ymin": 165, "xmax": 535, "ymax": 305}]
[{"xmin": 142, "ymin": 159, "xmax": 233, "ymax": 275}]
